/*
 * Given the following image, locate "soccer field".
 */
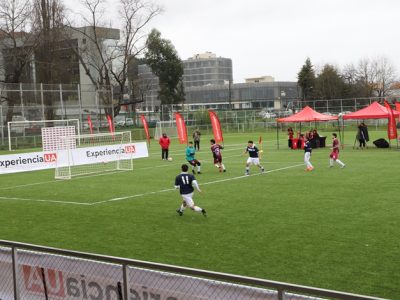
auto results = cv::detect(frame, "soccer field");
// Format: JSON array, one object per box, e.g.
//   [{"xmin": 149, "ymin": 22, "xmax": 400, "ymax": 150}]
[{"xmin": 0, "ymin": 129, "xmax": 399, "ymax": 299}]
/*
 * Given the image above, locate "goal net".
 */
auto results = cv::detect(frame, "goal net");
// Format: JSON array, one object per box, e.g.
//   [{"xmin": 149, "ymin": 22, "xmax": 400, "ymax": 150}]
[
  {"xmin": 55, "ymin": 131, "xmax": 133, "ymax": 180},
  {"xmin": 7, "ymin": 119, "xmax": 80, "ymax": 151},
  {"xmin": 154, "ymin": 120, "xmax": 177, "ymax": 140}
]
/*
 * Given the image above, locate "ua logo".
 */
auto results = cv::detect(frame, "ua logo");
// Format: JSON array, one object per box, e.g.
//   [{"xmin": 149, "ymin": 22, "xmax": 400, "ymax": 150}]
[
  {"xmin": 44, "ymin": 153, "xmax": 57, "ymax": 162},
  {"xmin": 125, "ymin": 145, "xmax": 136, "ymax": 153},
  {"xmin": 22, "ymin": 265, "xmax": 65, "ymax": 297}
]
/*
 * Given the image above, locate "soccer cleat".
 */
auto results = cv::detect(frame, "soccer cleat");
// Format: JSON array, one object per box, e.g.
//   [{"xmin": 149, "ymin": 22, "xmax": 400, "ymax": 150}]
[
  {"xmin": 197, "ymin": 171, "xmax": 201, "ymax": 174},
  {"xmin": 245, "ymin": 172, "xmax": 250, "ymax": 176},
  {"xmin": 176, "ymin": 209, "xmax": 183, "ymax": 216},
  {"xmin": 341, "ymin": 165, "xmax": 346, "ymax": 169},
  {"xmin": 261, "ymin": 168, "xmax": 265, "ymax": 173},
  {"xmin": 223, "ymin": 169, "xmax": 226, "ymax": 172},
  {"xmin": 192, "ymin": 170, "xmax": 196, "ymax": 174},
  {"xmin": 201, "ymin": 209, "xmax": 207, "ymax": 217}
]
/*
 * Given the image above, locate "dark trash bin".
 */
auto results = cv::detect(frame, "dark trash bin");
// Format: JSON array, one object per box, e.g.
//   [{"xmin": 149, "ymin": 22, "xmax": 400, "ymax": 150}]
[{"xmin": 319, "ymin": 136, "xmax": 326, "ymax": 148}]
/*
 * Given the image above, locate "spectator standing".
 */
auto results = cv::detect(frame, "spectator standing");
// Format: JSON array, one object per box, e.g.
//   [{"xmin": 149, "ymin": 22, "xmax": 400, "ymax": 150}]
[
  {"xmin": 159, "ymin": 133, "xmax": 171, "ymax": 160},
  {"xmin": 193, "ymin": 128, "xmax": 201, "ymax": 151}
]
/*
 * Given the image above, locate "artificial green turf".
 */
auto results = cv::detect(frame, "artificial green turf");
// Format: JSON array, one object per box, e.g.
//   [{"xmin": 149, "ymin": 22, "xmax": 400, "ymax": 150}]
[{"xmin": 0, "ymin": 129, "xmax": 399, "ymax": 299}]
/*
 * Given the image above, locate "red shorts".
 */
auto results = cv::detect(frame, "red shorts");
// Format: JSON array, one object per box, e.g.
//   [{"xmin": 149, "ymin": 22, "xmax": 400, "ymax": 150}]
[
  {"xmin": 213, "ymin": 156, "xmax": 222, "ymax": 164},
  {"xmin": 330, "ymin": 151, "xmax": 339, "ymax": 160}
]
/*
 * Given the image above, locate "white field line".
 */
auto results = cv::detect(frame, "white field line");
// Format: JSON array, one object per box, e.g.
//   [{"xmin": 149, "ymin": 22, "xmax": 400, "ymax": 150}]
[
  {"xmin": 0, "ymin": 163, "xmax": 303, "ymax": 206},
  {"xmin": 0, "ymin": 170, "xmax": 126, "ymax": 191},
  {"xmin": 0, "ymin": 196, "xmax": 91, "ymax": 206},
  {"xmin": 0, "ymin": 148, "xmax": 300, "ymax": 191},
  {"xmin": 93, "ymin": 163, "xmax": 304, "ymax": 206}
]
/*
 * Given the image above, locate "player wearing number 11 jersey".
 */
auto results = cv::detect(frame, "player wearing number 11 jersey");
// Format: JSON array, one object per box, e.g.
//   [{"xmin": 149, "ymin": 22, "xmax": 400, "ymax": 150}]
[{"xmin": 175, "ymin": 164, "xmax": 206, "ymax": 216}]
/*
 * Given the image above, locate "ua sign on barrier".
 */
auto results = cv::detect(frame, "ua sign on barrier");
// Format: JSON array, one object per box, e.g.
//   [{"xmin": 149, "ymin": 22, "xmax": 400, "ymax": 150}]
[
  {"xmin": 0, "ymin": 142, "xmax": 149, "ymax": 175},
  {"xmin": 0, "ymin": 248, "xmax": 323, "ymax": 300}
]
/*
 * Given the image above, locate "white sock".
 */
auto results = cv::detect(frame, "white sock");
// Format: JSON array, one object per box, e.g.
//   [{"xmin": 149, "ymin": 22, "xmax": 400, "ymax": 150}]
[
  {"xmin": 197, "ymin": 166, "xmax": 201, "ymax": 172},
  {"xmin": 221, "ymin": 164, "xmax": 225, "ymax": 170},
  {"xmin": 245, "ymin": 167, "xmax": 249, "ymax": 173},
  {"xmin": 329, "ymin": 159, "xmax": 333, "ymax": 166},
  {"xmin": 180, "ymin": 204, "xmax": 185, "ymax": 212},
  {"xmin": 336, "ymin": 159, "xmax": 345, "ymax": 167},
  {"xmin": 193, "ymin": 206, "xmax": 202, "ymax": 212}
]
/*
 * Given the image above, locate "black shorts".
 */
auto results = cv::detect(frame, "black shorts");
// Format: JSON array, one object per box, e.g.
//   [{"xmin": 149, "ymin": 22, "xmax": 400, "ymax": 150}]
[{"xmin": 188, "ymin": 159, "xmax": 200, "ymax": 166}]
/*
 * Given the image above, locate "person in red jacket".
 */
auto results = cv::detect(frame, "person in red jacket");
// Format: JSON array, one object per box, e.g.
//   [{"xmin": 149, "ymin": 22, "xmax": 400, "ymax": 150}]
[{"xmin": 159, "ymin": 133, "xmax": 171, "ymax": 160}]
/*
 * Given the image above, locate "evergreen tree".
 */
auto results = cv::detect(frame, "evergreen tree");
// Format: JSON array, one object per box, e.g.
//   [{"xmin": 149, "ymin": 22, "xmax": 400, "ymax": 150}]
[
  {"xmin": 297, "ymin": 58, "xmax": 316, "ymax": 100},
  {"xmin": 145, "ymin": 29, "xmax": 185, "ymax": 106},
  {"xmin": 315, "ymin": 64, "xmax": 346, "ymax": 100}
]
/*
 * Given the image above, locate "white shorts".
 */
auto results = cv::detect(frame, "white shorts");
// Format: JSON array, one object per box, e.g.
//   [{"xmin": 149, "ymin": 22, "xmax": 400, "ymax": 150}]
[
  {"xmin": 181, "ymin": 193, "xmax": 194, "ymax": 207},
  {"xmin": 304, "ymin": 152, "xmax": 311, "ymax": 163},
  {"xmin": 247, "ymin": 157, "xmax": 260, "ymax": 165}
]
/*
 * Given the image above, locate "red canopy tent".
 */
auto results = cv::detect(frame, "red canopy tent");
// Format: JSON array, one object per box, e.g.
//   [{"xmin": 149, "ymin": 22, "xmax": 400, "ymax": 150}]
[
  {"xmin": 276, "ymin": 106, "xmax": 339, "ymax": 149},
  {"xmin": 342, "ymin": 101, "xmax": 399, "ymax": 148},
  {"xmin": 342, "ymin": 101, "xmax": 400, "ymax": 120},
  {"xmin": 277, "ymin": 106, "xmax": 339, "ymax": 122}
]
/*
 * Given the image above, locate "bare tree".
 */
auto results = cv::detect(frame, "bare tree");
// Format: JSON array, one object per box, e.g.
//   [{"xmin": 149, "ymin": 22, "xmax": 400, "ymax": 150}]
[
  {"xmin": 372, "ymin": 57, "xmax": 397, "ymax": 98},
  {"xmin": 68, "ymin": 0, "xmax": 161, "ymax": 116},
  {"xmin": 32, "ymin": 0, "xmax": 68, "ymax": 119},
  {"xmin": 111, "ymin": 0, "xmax": 161, "ymax": 115},
  {"xmin": 354, "ymin": 58, "xmax": 377, "ymax": 97},
  {"xmin": 0, "ymin": 0, "xmax": 35, "ymax": 123}
]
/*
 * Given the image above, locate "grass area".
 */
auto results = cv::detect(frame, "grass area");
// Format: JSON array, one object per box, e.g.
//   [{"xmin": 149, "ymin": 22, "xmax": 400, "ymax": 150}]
[{"xmin": 0, "ymin": 129, "xmax": 399, "ymax": 299}]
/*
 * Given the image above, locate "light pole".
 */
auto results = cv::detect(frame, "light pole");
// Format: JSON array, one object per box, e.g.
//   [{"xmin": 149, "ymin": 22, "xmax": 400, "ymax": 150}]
[{"xmin": 228, "ymin": 79, "xmax": 232, "ymax": 110}]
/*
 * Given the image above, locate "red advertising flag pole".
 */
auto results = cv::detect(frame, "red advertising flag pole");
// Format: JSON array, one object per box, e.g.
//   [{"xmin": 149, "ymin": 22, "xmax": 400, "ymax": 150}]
[
  {"xmin": 395, "ymin": 102, "xmax": 400, "ymax": 113},
  {"xmin": 106, "ymin": 115, "xmax": 115, "ymax": 135},
  {"xmin": 140, "ymin": 115, "xmax": 151, "ymax": 145},
  {"xmin": 175, "ymin": 112, "xmax": 188, "ymax": 144},
  {"xmin": 87, "ymin": 115, "xmax": 93, "ymax": 134},
  {"xmin": 384, "ymin": 100, "xmax": 398, "ymax": 140},
  {"xmin": 258, "ymin": 135, "xmax": 263, "ymax": 159},
  {"xmin": 208, "ymin": 110, "xmax": 224, "ymax": 144}
]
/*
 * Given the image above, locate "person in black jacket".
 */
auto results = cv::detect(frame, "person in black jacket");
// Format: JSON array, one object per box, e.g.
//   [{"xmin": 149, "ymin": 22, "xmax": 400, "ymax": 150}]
[{"xmin": 357, "ymin": 122, "xmax": 369, "ymax": 149}]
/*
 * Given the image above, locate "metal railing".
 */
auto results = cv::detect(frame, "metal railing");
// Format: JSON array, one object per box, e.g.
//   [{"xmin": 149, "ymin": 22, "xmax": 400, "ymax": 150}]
[{"xmin": 0, "ymin": 240, "xmax": 385, "ymax": 300}]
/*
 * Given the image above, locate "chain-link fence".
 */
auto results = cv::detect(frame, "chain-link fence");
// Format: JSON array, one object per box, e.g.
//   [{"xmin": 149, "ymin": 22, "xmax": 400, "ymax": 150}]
[
  {"xmin": 0, "ymin": 240, "xmax": 382, "ymax": 300},
  {"xmin": 1, "ymin": 82, "xmax": 398, "ymax": 150}
]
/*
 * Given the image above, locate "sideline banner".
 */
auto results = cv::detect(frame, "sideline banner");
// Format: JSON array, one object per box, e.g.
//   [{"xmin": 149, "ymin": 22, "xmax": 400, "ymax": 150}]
[
  {"xmin": 0, "ymin": 142, "xmax": 148, "ymax": 175},
  {"xmin": 0, "ymin": 248, "xmax": 279, "ymax": 300}
]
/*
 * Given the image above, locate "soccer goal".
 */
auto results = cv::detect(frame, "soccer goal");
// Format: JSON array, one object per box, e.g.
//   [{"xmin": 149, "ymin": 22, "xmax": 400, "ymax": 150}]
[
  {"xmin": 55, "ymin": 131, "xmax": 133, "ymax": 180},
  {"xmin": 154, "ymin": 120, "xmax": 177, "ymax": 140},
  {"xmin": 7, "ymin": 119, "xmax": 80, "ymax": 151}
]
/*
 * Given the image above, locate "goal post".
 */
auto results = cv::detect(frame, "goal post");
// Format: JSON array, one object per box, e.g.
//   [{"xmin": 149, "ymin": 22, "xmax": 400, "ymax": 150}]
[
  {"xmin": 154, "ymin": 120, "xmax": 177, "ymax": 140},
  {"xmin": 55, "ymin": 131, "xmax": 133, "ymax": 180},
  {"xmin": 7, "ymin": 119, "xmax": 80, "ymax": 151}
]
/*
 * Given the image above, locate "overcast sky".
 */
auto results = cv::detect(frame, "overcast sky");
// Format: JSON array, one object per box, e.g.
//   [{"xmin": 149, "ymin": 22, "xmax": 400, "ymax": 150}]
[{"xmin": 67, "ymin": 0, "xmax": 400, "ymax": 83}]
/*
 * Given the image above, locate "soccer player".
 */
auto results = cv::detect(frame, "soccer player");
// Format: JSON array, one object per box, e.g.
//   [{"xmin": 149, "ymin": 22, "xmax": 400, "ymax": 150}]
[
  {"xmin": 186, "ymin": 141, "xmax": 201, "ymax": 174},
  {"xmin": 210, "ymin": 139, "xmax": 226, "ymax": 172},
  {"xmin": 175, "ymin": 164, "xmax": 206, "ymax": 217},
  {"xmin": 243, "ymin": 140, "xmax": 265, "ymax": 176},
  {"xmin": 303, "ymin": 135, "xmax": 314, "ymax": 171},
  {"xmin": 329, "ymin": 133, "xmax": 346, "ymax": 168}
]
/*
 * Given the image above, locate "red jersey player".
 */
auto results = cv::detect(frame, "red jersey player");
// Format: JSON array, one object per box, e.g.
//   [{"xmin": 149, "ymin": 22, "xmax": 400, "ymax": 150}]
[
  {"xmin": 329, "ymin": 133, "xmax": 346, "ymax": 168},
  {"xmin": 210, "ymin": 139, "xmax": 226, "ymax": 172}
]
